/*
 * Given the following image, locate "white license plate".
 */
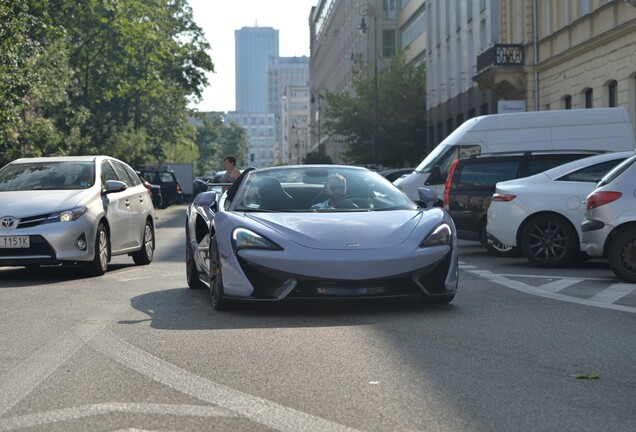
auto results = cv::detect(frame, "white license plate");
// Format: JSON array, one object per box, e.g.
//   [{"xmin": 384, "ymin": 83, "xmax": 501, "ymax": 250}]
[{"xmin": 0, "ymin": 236, "xmax": 30, "ymax": 248}]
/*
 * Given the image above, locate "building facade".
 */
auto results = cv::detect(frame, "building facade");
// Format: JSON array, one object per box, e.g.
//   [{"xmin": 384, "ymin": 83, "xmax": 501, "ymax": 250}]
[
  {"xmin": 309, "ymin": 0, "xmax": 398, "ymax": 164},
  {"xmin": 235, "ymin": 26, "xmax": 279, "ymax": 113},
  {"xmin": 225, "ymin": 111, "xmax": 276, "ymax": 169},
  {"xmin": 281, "ymin": 86, "xmax": 311, "ymax": 165}
]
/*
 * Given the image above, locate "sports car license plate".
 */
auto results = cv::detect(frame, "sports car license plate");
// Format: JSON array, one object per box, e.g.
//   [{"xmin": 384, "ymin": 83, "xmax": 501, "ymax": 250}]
[{"xmin": 0, "ymin": 236, "xmax": 30, "ymax": 248}]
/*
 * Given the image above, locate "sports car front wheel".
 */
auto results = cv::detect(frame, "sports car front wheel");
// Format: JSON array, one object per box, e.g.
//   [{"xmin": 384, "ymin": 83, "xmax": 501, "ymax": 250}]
[{"xmin": 209, "ymin": 238, "xmax": 232, "ymax": 310}]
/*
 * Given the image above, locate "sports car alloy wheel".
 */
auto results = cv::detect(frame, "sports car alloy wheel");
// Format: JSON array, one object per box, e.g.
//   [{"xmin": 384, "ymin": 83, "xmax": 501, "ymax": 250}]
[
  {"xmin": 85, "ymin": 223, "xmax": 109, "ymax": 276},
  {"xmin": 209, "ymin": 238, "xmax": 230, "ymax": 310},
  {"xmin": 132, "ymin": 221, "xmax": 154, "ymax": 265},
  {"xmin": 521, "ymin": 214, "xmax": 578, "ymax": 268},
  {"xmin": 608, "ymin": 227, "xmax": 636, "ymax": 283}
]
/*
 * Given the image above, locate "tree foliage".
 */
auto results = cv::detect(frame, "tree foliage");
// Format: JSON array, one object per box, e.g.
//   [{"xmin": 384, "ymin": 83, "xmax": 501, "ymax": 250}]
[
  {"xmin": 322, "ymin": 51, "xmax": 427, "ymax": 167},
  {"xmin": 0, "ymin": 0, "xmax": 215, "ymax": 168}
]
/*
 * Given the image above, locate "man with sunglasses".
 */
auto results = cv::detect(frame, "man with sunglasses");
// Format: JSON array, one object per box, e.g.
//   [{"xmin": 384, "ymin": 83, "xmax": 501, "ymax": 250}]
[{"xmin": 311, "ymin": 174, "xmax": 348, "ymax": 209}]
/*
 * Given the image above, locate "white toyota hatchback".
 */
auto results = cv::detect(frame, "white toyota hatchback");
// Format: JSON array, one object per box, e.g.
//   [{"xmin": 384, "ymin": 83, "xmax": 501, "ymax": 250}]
[
  {"xmin": 487, "ymin": 151, "xmax": 633, "ymax": 268},
  {"xmin": 0, "ymin": 156, "xmax": 155, "ymax": 276}
]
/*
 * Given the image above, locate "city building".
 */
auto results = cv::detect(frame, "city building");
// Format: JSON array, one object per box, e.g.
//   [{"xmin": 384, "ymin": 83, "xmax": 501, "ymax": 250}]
[
  {"xmin": 268, "ymin": 56, "xmax": 310, "ymax": 164},
  {"xmin": 281, "ymin": 86, "xmax": 311, "ymax": 164},
  {"xmin": 225, "ymin": 111, "xmax": 276, "ymax": 169},
  {"xmin": 309, "ymin": 0, "xmax": 398, "ymax": 164},
  {"xmin": 235, "ymin": 26, "xmax": 279, "ymax": 113}
]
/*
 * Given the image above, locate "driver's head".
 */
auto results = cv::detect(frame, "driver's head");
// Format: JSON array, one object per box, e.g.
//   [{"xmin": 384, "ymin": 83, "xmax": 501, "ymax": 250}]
[{"xmin": 326, "ymin": 174, "xmax": 346, "ymax": 204}]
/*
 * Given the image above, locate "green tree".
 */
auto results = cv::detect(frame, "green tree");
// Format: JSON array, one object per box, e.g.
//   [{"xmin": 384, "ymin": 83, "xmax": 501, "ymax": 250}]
[
  {"xmin": 304, "ymin": 150, "xmax": 333, "ymax": 164},
  {"xmin": 192, "ymin": 112, "xmax": 224, "ymax": 175},
  {"xmin": 0, "ymin": 0, "xmax": 214, "ymax": 168},
  {"xmin": 0, "ymin": 0, "xmax": 77, "ymax": 166},
  {"xmin": 322, "ymin": 51, "xmax": 427, "ymax": 167},
  {"xmin": 217, "ymin": 122, "xmax": 249, "ymax": 170}
]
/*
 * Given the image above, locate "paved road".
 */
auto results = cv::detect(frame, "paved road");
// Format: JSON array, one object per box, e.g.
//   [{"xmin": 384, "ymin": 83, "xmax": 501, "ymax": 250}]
[{"xmin": 0, "ymin": 205, "xmax": 634, "ymax": 432}]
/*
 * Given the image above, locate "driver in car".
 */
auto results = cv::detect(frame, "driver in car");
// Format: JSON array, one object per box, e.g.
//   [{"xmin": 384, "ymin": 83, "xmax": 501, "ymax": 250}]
[{"xmin": 311, "ymin": 174, "xmax": 347, "ymax": 208}]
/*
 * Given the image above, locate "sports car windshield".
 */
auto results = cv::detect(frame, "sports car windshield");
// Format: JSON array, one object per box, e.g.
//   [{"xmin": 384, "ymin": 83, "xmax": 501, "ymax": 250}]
[
  {"xmin": 0, "ymin": 162, "xmax": 95, "ymax": 191},
  {"xmin": 233, "ymin": 166, "xmax": 417, "ymax": 212}
]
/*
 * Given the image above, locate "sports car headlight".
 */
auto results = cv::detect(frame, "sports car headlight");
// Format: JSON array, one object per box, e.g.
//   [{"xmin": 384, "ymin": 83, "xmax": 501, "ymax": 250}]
[
  {"xmin": 232, "ymin": 227, "xmax": 282, "ymax": 251},
  {"xmin": 420, "ymin": 223, "xmax": 452, "ymax": 247},
  {"xmin": 45, "ymin": 207, "xmax": 87, "ymax": 223}
]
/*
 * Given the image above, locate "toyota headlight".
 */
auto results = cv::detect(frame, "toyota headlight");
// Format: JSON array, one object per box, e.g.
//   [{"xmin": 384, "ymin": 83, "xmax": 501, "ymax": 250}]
[{"xmin": 45, "ymin": 207, "xmax": 87, "ymax": 223}]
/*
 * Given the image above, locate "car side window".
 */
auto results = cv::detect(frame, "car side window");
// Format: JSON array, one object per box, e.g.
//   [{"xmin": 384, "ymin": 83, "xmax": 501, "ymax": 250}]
[
  {"xmin": 456, "ymin": 161, "xmax": 519, "ymax": 189},
  {"xmin": 101, "ymin": 161, "xmax": 118, "ymax": 184},
  {"xmin": 112, "ymin": 161, "xmax": 134, "ymax": 186},
  {"xmin": 120, "ymin": 163, "xmax": 142, "ymax": 187},
  {"xmin": 557, "ymin": 159, "xmax": 625, "ymax": 182},
  {"xmin": 526, "ymin": 154, "xmax": 587, "ymax": 176}
]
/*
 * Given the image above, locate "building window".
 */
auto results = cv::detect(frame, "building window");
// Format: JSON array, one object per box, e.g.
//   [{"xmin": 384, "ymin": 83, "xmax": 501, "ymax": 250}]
[
  {"xmin": 480, "ymin": 103, "xmax": 488, "ymax": 115},
  {"xmin": 382, "ymin": 30, "xmax": 396, "ymax": 58},
  {"xmin": 608, "ymin": 80, "xmax": 617, "ymax": 107},
  {"xmin": 585, "ymin": 88, "xmax": 593, "ymax": 108},
  {"xmin": 446, "ymin": 118, "xmax": 453, "ymax": 135},
  {"xmin": 564, "ymin": 95, "xmax": 572, "ymax": 109},
  {"xmin": 468, "ymin": 108, "xmax": 476, "ymax": 119},
  {"xmin": 580, "ymin": 0, "xmax": 590, "ymax": 17}
]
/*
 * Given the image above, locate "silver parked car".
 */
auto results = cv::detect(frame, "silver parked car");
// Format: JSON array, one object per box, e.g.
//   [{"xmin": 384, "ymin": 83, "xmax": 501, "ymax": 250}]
[
  {"xmin": 185, "ymin": 165, "xmax": 459, "ymax": 310},
  {"xmin": 581, "ymin": 153, "xmax": 636, "ymax": 282},
  {"xmin": 0, "ymin": 156, "xmax": 155, "ymax": 276}
]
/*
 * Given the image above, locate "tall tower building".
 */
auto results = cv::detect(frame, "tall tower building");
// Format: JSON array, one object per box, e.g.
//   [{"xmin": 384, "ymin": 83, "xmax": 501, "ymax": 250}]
[{"xmin": 235, "ymin": 26, "xmax": 279, "ymax": 112}]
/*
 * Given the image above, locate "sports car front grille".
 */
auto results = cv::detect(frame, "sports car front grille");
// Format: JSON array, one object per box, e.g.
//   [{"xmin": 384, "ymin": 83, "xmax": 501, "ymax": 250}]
[{"xmin": 237, "ymin": 256, "xmax": 436, "ymax": 300}]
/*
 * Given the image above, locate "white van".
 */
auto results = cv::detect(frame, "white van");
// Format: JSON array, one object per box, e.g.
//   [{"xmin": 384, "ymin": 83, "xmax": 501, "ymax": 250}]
[{"xmin": 395, "ymin": 107, "xmax": 636, "ymax": 201}]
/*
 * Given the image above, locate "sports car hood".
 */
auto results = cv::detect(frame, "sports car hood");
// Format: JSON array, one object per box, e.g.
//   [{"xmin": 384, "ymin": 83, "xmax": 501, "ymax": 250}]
[
  {"xmin": 244, "ymin": 210, "xmax": 440, "ymax": 250},
  {"xmin": 0, "ymin": 190, "xmax": 94, "ymax": 217}
]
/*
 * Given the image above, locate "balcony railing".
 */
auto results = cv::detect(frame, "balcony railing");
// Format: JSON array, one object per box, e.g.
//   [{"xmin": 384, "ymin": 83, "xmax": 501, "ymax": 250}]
[{"xmin": 476, "ymin": 44, "xmax": 524, "ymax": 72}]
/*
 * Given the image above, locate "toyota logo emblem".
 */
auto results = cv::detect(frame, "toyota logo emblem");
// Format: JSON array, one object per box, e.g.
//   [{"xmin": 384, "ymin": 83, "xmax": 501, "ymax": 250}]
[{"xmin": 1, "ymin": 216, "xmax": 17, "ymax": 229}]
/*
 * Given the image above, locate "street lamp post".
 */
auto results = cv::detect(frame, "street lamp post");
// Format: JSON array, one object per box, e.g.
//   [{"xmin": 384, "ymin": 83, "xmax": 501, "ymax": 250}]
[
  {"xmin": 310, "ymin": 88, "xmax": 322, "ymax": 156},
  {"xmin": 358, "ymin": 3, "xmax": 378, "ymax": 165}
]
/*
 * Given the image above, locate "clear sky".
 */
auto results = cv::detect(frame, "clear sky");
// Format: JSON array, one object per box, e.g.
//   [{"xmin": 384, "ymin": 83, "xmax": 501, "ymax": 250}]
[{"xmin": 188, "ymin": 0, "xmax": 317, "ymax": 112}]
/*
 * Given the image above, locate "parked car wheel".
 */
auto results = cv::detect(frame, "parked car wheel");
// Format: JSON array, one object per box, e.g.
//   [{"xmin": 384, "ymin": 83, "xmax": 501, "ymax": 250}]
[
  {"xmin": 186, "ymin": 233, "xmax": 206, "ymax": 289},
  {"xmin": 132, "ymin": 220, "xmax": 154, "ymax": 265},
  {"xmin": 608, "ymin": 227, "xmax": 636, "ymax": 283},
  {"xmin": 209, "ymin": 238, "xmax": 231, "ymax": 310},
  {"xmin": 522, "ymin": 214, "xmax": 578, "ymax": 268},
  {"xmin": 85, "ymin": 223, "xmax": 109, "ymax": 276}
]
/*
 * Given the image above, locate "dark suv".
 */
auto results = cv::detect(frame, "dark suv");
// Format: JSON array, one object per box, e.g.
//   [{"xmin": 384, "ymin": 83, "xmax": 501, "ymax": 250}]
[
  {"xmin": 444, "ymin": 150, "xmax": 604, "ymax": 256},
  {"xmin": 140, "ymin": 169, "xmax": 183, "ymax": 208}
]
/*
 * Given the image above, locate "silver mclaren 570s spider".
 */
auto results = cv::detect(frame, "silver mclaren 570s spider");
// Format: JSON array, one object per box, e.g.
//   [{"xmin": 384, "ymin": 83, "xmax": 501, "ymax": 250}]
[{"xmin": 185, "ymin": 165, "xmax": 458, "ymax": 310}]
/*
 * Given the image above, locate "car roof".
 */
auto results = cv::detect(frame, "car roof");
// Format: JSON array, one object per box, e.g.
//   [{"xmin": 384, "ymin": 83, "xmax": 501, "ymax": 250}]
[
  {"xmin": 540, "ymin": 150, "xmax": 635, "ymax": 179},
  {"xmin": 10, "ymin": 155, "xmax": 105, "ymax": 164}
]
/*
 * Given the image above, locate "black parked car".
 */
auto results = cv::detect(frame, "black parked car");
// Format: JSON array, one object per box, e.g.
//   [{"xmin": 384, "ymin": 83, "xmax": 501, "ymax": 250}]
[
  {"xmin": 443, "ymin": 150, "xmax": 605, "ymax": 256},
  {"xmin": 136, "ymin": 171, "xmax": 163, "ymax": 208},
  {"xmin": 140, "ymin": 169, "xmax": 184, "ymax": 208}
]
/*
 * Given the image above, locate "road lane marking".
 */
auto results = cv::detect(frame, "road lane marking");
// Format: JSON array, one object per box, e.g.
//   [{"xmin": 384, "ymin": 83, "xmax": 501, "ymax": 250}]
[
  {"xmin": 589, "ymin": 283, "xmax": 636, "ymax": 303},
  {"xmin": 0, "ymin": 403, "xmax": 237, "ymax": 431},
  {"xmin": 0, "ymin": 310, "xmax": 123, "ymax": 418},
  {"xmin": 86, "ymin": 331, "xmax": 360, "ymax": 432},
  {"xmin": 464, "ymin": 269, "xmax": 636, "ymax": 314}
]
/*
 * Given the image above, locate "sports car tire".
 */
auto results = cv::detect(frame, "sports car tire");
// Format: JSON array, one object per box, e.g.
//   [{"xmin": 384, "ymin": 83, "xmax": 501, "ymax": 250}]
[
  {"xmin": 521, "ymin": 214, "xmax": 578, "ymax": 268},
  {"xmin": 480, "ymin": 225, "xmax": 519, "ymax": 257},
  {"xmin": 85, "ymin": 223, "xmax": 109, "ymax": 276},
  {"xmin": 186, "ymin": 235, "xmax": 206, "ymax": 289},
  {"xmin": 209, "ymin": 238, "xmax": 231, "ymax": 310},
  {"xmin": 132, "ymin": 220, "xmax": 154, "ymax": 265},
  {"xmin": 608, "ymin": 227, "xmax": 636, "ymax": 283}
]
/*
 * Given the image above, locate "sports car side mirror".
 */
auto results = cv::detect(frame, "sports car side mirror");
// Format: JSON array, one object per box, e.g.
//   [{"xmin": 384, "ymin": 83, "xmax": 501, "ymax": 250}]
[
  {"xmin": 417, "ymin": 187, "xmax": 438, "ymax": 208},
  {"xmin": 194, "ymin": 191, "xmax": 218, "ymax": 211}
]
